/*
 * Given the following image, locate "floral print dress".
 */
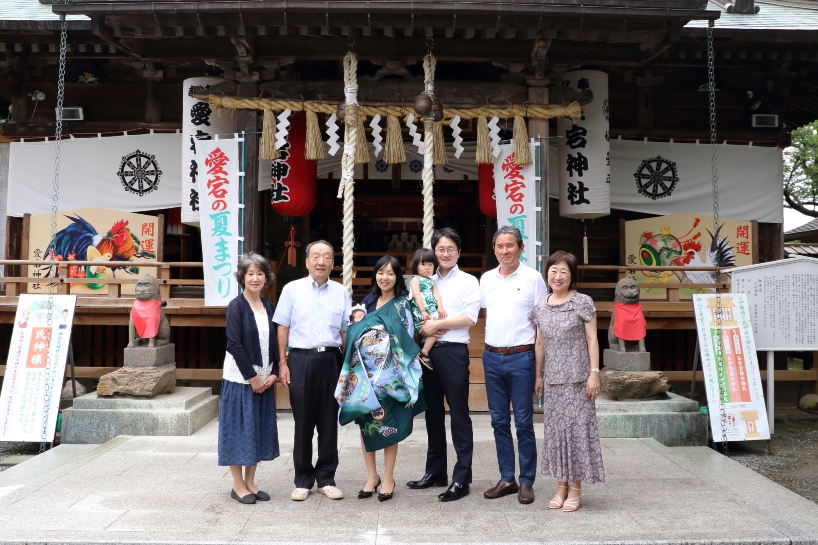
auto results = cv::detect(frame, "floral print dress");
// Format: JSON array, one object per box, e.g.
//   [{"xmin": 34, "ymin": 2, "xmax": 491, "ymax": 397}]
[{"xmin": 529, "ymin": 291, "xmax": 605, "ymax": 484}]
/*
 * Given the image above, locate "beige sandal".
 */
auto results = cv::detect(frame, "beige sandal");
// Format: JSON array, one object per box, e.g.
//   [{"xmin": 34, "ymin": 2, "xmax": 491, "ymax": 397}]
[
  {"xmin": 548, "ymin": 485, "xmax": 568, "ymax": 509},
  {"xmin": 563, "ymin": 486, "xmax": 581, "ymax": 512}
]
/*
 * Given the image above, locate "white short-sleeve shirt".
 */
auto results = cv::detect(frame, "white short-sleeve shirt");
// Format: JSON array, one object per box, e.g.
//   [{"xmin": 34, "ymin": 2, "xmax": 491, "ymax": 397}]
[
  {"xmin": 272, "ymin": 276, "xmax": 351, "ymax": 349},
  {"xmin": 480, "ymin": 262, "xmax": 547, "ymax": 347},
  {"xmin": 432, "ymin": 265, "xmax": 481, "ymax": 344}
]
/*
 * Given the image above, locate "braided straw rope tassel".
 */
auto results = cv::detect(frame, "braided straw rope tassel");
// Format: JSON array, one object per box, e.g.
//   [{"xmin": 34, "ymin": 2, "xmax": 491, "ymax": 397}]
[
  {"xmin": 476, "ymin": 115, "xmax": 493, "ymax": 164},
  {"xmin": 512, "ymin": 115, "xmax": 532, "ymax": 166},
  {"xmin": 433, "ymin": 121, "xmax": 447, "ymax": 165},
  {"xmin": 338, "ymin": 51, "xmax": 358, "ymax": 296},
  {"xmin": 260, "ymin": 109, "xmax": 280, "ymax": 160},
  {"xmin": 421, "ymin": 53, "xmax": 437, "ymax": 248},
  {"xmin": 355, "ymin": 114, "xmax": 369, "ymax": 164},
  {"xmin": 304, "ymin": 110, "xmax": 325, "ymax": 160},
  {"xmin": 384, "ymin": 115, "xmax": 406, "ymax": 164}
]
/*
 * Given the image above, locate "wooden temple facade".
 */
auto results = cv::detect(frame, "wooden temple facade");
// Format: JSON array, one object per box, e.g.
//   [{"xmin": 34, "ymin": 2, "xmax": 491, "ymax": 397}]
[{"xmin": 1, "ymin": 0, "xmax": 817, "ymax": 406}]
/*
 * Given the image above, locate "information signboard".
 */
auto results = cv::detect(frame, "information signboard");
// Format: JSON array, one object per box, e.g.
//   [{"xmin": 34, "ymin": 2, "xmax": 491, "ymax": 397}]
[
  {"xmin": 730, "ymin": 256, "xmax": 818, "ymax": 351},
  {"xmin": 0, "ymin": 294, "xmax": 77, "ymax": 442},
  {"xmin": 693, "ymin": 293, "xmax": 770, "ymax": 442}
]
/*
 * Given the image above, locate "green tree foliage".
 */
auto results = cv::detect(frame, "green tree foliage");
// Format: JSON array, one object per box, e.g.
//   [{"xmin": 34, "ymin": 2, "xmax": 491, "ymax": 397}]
[{"xmin": 784, "ymin": 121, "xmax": 818, "ymax": 218}]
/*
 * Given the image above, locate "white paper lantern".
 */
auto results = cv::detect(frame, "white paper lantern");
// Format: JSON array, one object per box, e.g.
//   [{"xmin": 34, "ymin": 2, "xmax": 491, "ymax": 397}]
[
  {"xmin": 558, "ymin": 70, "xmax": 610, "ymax": 219},
  {"xmin": 181, "ymin": 77, "xmax": 235, "ymax": 226}
]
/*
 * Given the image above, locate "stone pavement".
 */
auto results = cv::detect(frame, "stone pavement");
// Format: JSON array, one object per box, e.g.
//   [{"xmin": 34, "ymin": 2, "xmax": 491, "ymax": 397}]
[{"xmin": 1, "ymin": 414, "xmax": 818, "ymax": 545}]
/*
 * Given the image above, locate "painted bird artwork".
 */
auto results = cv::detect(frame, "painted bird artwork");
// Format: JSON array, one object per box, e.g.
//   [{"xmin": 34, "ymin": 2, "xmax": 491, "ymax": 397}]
[
  {"xmin": 681, "ymin": 223, "xmax": 736, "ymax": 286},
  {"xmin": 42, "ymin": 215, "xmax": 156, "ymax": 288}
]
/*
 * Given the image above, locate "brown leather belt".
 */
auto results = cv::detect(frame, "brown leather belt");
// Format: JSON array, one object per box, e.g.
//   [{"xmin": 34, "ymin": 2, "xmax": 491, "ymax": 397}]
[{"xmin": 485, "ymin": 344, "xmax": 535, "ymax": 355}]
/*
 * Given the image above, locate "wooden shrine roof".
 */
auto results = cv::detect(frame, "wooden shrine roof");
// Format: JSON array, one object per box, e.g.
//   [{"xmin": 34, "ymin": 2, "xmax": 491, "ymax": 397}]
[
  {"xmin": 0, "ymin": 0, "xmax": 90, "ymax": 30},
  {"xmin": 685, "ymin": 0, "xmax": 818, "ymax": 33}
]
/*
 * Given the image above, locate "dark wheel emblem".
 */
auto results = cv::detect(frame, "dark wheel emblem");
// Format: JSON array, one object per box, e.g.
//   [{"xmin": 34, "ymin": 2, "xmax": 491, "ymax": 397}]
[
  {"xmin": 634, "ymin": 155, "xmax": 678, "ymax": 200},
  {"xmin": 118, "ymin": 150, "xmax": 162, "ymax": 196}
]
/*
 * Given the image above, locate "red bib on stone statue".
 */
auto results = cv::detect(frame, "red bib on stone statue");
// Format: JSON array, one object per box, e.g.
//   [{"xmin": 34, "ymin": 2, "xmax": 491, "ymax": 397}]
[
  {"xmin": 131, "ymin": 299, "xmax": 162, "ymax": 339},
  {"xmin": 613, "ymin": 303, "xmax": 646, "ymax": 341}
]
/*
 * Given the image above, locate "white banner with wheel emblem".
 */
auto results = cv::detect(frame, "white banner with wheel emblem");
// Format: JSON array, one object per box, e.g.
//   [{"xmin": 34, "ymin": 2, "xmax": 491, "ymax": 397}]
[{"xmin": 6, "ymin": 133, "xmax": 183, "ymax": 217}]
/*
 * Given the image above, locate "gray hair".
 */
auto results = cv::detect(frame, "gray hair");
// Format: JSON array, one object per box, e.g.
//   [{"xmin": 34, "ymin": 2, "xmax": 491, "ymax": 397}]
[
  {"xmin": 235, "ymin": 252, "xmax": 274, "ymax": 288},
  {"xmin": 305, "ymin": 239, "xmax": 335, "ymax": 257},
  {"xmin": 492, "ymin": 225, "xmax": 524, "ymax": 249}
]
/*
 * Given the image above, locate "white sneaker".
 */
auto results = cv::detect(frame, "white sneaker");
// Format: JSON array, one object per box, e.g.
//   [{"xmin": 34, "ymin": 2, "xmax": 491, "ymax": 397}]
[
  {"xmin": 290, "ymin": 487, "xmax": 311, "ymax": 501},
  {"xmin": 317, "ymin": 485, "xmax": 344, "ymax": 500}
]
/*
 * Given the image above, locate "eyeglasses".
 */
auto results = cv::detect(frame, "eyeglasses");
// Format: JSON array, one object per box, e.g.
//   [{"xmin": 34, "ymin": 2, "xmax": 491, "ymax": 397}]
[{"xmin": 435, "ymin": 247, "xmax": 458, "ymax": 255}]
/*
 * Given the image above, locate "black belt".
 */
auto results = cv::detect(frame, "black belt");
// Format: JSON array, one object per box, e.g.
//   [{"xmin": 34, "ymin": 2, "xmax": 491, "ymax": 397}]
[
  {"xmin": 289, "ymin": 347, "xmax": 341, "ymax": 354},
  {"xmin": 433, "ymin": 340, "xmax": 465, "ymax": 347}
]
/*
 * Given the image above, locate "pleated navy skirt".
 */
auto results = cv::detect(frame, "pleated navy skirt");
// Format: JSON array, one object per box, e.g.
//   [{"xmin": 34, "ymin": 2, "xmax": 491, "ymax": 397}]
[{"xmin": 218, "ymin": 380, "xmax": 280, "ymax": 467}]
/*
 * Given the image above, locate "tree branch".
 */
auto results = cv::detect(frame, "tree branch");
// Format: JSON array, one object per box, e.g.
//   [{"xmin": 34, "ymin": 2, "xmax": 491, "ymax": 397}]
[{"xmin": 784, "ymin": 189, "xmax": 818, "ymax": 218}]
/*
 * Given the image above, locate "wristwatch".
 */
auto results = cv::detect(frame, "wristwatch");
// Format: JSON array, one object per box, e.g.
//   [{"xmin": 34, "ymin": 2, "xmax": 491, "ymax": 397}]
[{"xmin": 590, "ymin": 368, "xmax": 600, "ymax": 373}]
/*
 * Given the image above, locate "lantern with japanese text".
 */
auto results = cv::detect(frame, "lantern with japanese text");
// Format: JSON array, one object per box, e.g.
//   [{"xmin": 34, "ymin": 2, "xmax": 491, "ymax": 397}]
[
  {"xmin": 557, "ymin": 70, "xmax": 610, "ymax": 219},
  {"xmin": 270, "ymin": 111, "xmax": 317, "ymax": 220},
  {"xmin": 181, "ymin": 77, "xmax": 235, "ymax": 226},
  {"xmin": 478, "ymin": 163, "xmax": 497, "ymax": 218}
]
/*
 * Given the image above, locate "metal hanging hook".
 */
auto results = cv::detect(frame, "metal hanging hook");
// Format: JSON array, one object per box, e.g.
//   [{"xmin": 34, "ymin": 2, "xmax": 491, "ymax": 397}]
[
  {"xmin": 348, "ymin": 36, "xmax": 355, "ymax": 50},
  {"xmin": 426, "ymin": 37, "xmax": 434, "ymax": 54}
]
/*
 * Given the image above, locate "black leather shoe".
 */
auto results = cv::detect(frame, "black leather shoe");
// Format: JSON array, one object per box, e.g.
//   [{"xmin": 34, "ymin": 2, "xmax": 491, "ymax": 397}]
[
  {"xmin": 231, "ymin": 489, "xmax": 256, "ymax": 504},
  {"xmin": 438, "ymin": 482, "xmax": 469, "ymax": 502},
  {"xmin": 406, "ymin": 473, "xmax": 448, "ymax": 489}
]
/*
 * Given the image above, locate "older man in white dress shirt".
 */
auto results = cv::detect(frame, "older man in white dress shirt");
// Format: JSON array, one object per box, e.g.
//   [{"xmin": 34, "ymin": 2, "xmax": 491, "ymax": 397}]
[
  {"xmin": 480, "ymin": 225, "xmax": 547, "ymax": 505},
  {"xmin": 274, "ymin": 240, "xmax": 351, "ymax": 502}
]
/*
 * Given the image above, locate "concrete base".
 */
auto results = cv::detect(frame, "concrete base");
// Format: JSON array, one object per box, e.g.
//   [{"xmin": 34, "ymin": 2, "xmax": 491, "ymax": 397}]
[
  {"xmin": 603, "ymin": 348, "xmax": 651, "ymax": 370},
  {"xmin": 595, "ymin": 391, "xmax": 709, "ymax": 446},
  {"xmin": 60, "ymin": 386, "xmax": 219, "ymax": 444},
  {"xmin": 124, "ymin": 343, "xmax": 176, "ymax": 367}
]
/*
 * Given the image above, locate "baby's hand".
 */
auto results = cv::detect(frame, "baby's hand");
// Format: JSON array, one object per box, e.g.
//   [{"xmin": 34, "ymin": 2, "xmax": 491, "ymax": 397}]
[{"xmin": 438, "ymin": 307, "xmax": 448, "ymax": 319}]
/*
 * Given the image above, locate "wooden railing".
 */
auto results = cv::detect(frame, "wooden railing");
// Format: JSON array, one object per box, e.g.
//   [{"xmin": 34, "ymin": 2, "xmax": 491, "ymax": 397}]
[
  {"xmin": 0, "ymin": 260, "xmax": 205, "ymax": 300},
  {"xmin": 576, "ymin": 265, "xmax": 730, "ymax": 303}
]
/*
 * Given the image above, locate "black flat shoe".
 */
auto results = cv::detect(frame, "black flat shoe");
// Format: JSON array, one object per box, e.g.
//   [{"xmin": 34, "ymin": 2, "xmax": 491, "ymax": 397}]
[
  {"xmin": 253, "ymin": 490, "xmax": 270, "ymax": 501},
  {"xmin": 406, "ymin": 473, "xmax": 448, "ymax": 489},
  {"xmin": 231, "ymin": 489, "xmax": 256, "ymax": 504},
  {"xmin": 438, "ymin": 482, "xmax": 469, "ymax": 502},
  {"xmin": 358, "ymin": 476, "xmax": 381, "ymax": 499}
]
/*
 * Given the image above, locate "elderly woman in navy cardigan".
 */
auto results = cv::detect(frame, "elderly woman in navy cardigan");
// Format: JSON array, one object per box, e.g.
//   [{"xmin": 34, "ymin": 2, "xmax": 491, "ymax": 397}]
[{"xmin": 218, "ymin": 252, "xmax": 280, "ymax": 505}]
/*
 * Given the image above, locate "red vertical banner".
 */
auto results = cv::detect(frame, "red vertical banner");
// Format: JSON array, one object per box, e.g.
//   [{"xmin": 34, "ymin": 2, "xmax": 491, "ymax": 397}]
[
  {"xmin": 721, "ymin": 328, "xmax": 751, "ymax": 403},
  {"xmin": 25, "ymin": 328, "xmax": 51, "ymax": 369}
]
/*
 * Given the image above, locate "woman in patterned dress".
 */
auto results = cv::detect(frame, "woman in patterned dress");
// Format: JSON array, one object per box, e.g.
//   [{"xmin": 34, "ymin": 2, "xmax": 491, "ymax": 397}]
[
  {"xmin": 529, "ymin": 250, "xmax": 604, "ymax": 512},
  {"xmin": 335, "ymin": 256, "xmax": 425, "ymax": 502},
  {"xmin": 217, "ymin": 253, "xmax": 279, "ymax": 505}
]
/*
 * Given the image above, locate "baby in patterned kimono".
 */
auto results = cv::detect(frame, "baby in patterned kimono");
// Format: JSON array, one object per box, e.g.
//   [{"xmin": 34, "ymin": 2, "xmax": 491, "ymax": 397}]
[{"xmin": 409, "ymin": 248, "xmax": 447, "ymax": 370}]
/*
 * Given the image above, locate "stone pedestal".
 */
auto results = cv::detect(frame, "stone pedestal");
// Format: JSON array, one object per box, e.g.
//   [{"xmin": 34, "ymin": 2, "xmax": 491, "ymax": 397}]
[
  {"xmin": 600, "ymin": 368, "xmax": 669, "ymax": 400},
  {"xmin": 603, "ymin": 348, "xmax": 651, "ymax": 371},
  {"xmin": 61, "ymin": 386, "xmax": 219, "ymax": 444},
  {"xmin": 124, "ymin": 344, "xmax": 176, "ymax": 367},
  {"xmin": 595, "ymin": 392, "xmax": 708, "ymax": 446}
]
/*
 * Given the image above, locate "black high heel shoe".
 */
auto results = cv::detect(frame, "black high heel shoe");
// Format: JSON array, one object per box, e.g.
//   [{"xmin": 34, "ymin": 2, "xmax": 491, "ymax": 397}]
[
  {"xmin": 378, "ymin": 481, "xmax": 395, "ymax": 502},
  {"xmin": 358, "ymin": 476, "xmax": 381, "ymax": 499}
]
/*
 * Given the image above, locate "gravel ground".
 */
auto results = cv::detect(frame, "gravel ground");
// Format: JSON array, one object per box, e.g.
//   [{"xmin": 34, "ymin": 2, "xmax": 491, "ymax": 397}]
[
  {"xmin": 728, "ymin": 418, "xmax": 818, "ymax": 504},
  {"xmin": 0, "ymin": 441, "xmax": 40, "ymax": 472}
]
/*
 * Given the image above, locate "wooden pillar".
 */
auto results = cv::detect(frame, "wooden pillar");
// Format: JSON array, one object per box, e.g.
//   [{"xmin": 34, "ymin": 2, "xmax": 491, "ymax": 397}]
[
  {"xmin": 237, "ymin": 83, "xmax": 260, "ymax": 255},
  {"xmin": 145, "ymin": 80, "xmax": 163, "ymax": 123},
  {"xmin": 528, "ymin": 83, "xmax": 550, "ymax": 272}
]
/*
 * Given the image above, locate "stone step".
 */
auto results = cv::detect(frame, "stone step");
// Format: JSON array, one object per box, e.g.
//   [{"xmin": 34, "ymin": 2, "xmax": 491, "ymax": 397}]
[{"xmin": 72, "ymin": 386, "xmax": 213, "ymax": 411}]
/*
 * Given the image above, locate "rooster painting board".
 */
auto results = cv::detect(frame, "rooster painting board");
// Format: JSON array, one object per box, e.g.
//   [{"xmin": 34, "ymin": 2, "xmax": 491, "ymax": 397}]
[
  {"xmin": 27, "ymin": 207, "xmax": 159, "ymax": 296},
  {"xmin": 623, "ymin": 213, "xmax": 754, "ymax": 300}
]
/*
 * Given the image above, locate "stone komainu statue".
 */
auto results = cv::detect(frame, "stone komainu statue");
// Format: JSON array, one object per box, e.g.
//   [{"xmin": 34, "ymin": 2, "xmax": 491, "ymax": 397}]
[
  {"xmin": 608, "ymin": 277, "xmax": 647, "ymax": 353},
  {"xmin": 127, "ymin": 275, "xmax": 170, "ymax": 349}
]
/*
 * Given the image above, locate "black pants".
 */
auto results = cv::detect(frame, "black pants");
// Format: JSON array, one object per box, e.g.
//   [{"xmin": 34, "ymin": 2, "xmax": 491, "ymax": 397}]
[
  {"xmin": 288, "ymin": 348, "xmax": 341, "ymax": 489},
  {"xmin": 424, "ymin": 343, "xmax": 474, "ymax": 484}
]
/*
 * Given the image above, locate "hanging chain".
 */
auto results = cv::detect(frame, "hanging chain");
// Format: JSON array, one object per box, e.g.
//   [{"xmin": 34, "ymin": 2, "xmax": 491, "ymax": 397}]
[
  {"xmin": 707, "ymin": 22, "xmax": 728, "ymax": 454},
  {"xmin": 38, "ymin": 15, "xmax": 68, "ymax": 453}
]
